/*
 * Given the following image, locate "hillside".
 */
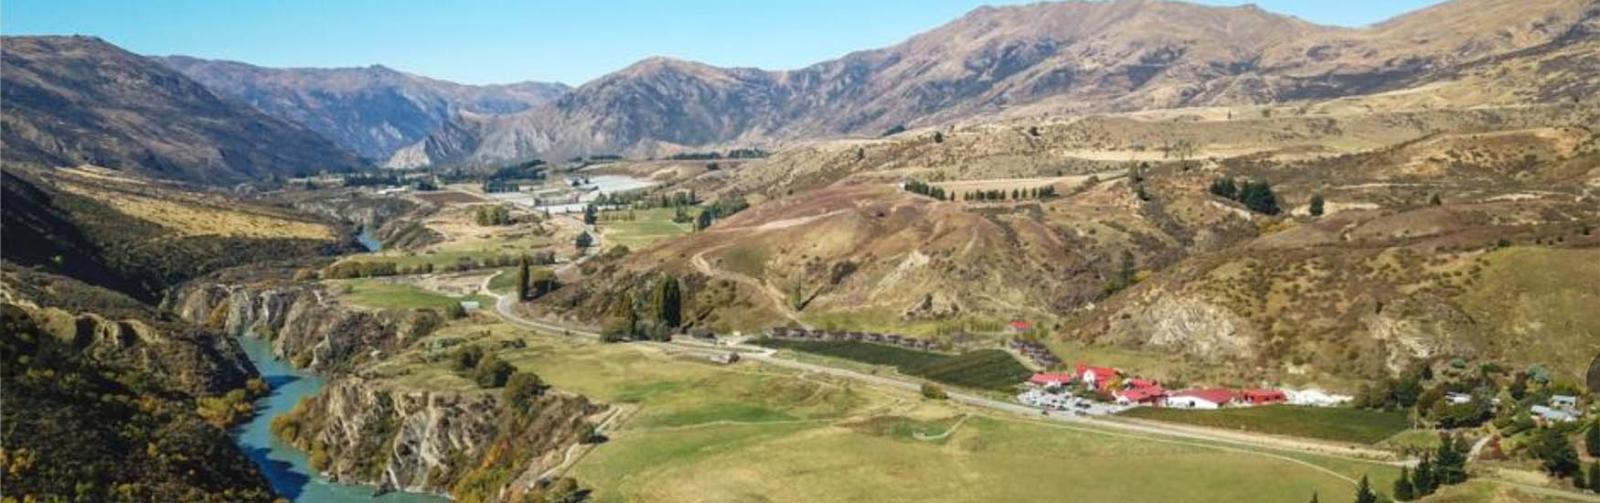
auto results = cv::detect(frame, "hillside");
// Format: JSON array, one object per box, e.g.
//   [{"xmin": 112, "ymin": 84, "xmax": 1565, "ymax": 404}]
[
  {"xmin": 531, "ymin": 95, "xmax": 1600, "ymax": 385},
  {"xmin": 160, "ymin": 56, "xmax": 570, "ymax": 160},
  {"xmin": 0, "ymin": 165, "xmax": 350, "ymax": 302},
  {"xmin": 0, "ymin": 36, "xmax": 366, "ymax": 184},
  {"xmin": 1, "ymin": 267, "xmax": 273, "ymax": 501},
  {"xmin": 393, "ymin": 0, "xmax": 1599, "ymax": 166}
]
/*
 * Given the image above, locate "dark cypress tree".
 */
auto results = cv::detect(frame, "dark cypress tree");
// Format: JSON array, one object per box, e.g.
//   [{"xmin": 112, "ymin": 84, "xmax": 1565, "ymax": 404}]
[
  {"xmin": 1436, "ymin": 434, "xmax": 1468, "ymax": 485},
  {"xmin": 652, "ymin": 275, "xmax": 683, "ymax": 332},
  {"xmin": 1588, "ymin": 461, "xmax": 1600, "ymax": 493},
  {"xmin": 1309, "ymin": 491, "xmax": 1318, "ymax": 503},
  {"xmin": 1354, "ymin": 475, "xmax": 1377, "ymax": 503},
  {"xmin": 1413, "ymin": 453, "xmax": 1436, "ymax": 496},
  {"xmin": 1394, "ymin": 467, "xmax": 1415, "ymax": 501},
  {"xmin": 515, "ymin": 257, "xmax": 530, "ymax": 301},
  {"xmin": 1309, "ymin": 193, "xmax": 1325, "ymax": 217}
]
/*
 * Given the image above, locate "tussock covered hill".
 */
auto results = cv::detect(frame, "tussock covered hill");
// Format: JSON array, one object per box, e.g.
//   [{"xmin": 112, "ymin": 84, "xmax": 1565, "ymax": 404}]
[
  {"xmin": 159, "ymin": 56, "xmax": 570, "ymax": 160},
  {"xmin": 0, "ymin": 36, "xmax": 365, "ymax": 184},
  {"xmin": 395, "ymin": 0, "xmax": 1598, "ymax": 166}
]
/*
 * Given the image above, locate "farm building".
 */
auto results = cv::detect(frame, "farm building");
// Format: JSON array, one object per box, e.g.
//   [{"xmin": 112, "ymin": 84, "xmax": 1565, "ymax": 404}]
[
  {"xmin": 1550, "ymin": 395, "xmax": 1578, "ymax": 408},
  {"xmin": 1240, "ymin": 389, "xmax": 1287, "ymax": 405},
  {"xmin": 1531, "ymin": 405, "xmax": 1579, "ymax": 423},
  {"xmin": 1075, "ymin": 364, "xmax": 1119, "ymax": 390},
  {"xmin": 1116, "ymin": 387, "xmax": 1166, "ymax": 406},
  {"xmin": 1166, "ymin": 389, "xmax": 1237, "ymax": 410},
  {"xmin": 1445, "ymin": 392, "xmax": 1473, "ymax": 404},
  {"xmin": 1007, "ymin": 320, "xmax": 1033, "ymax": 334},
  {"xmin": 1029, "ymin": 372, "xmax": 1075, "ymax": 387},
  {"xmin": 1285, "ymin": 389, "xmax": 1353, "ymax": 407}
]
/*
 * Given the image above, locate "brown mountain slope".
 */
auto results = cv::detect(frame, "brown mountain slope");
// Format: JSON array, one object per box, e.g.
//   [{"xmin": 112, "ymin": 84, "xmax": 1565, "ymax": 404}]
[
  {"xmin": 159, "ymin": 56, "xmax": 569, "ymax": 160},
  {"xmin": 395, "ymin": 0, "xmax": 1598, "ymax": 167},
  {"xmin": 0, "ymin": 36, "xmax": 366, "ymax": 184}
]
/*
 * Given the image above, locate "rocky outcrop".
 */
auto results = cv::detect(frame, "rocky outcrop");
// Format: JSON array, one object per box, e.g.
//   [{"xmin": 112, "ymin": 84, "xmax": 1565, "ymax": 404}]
[
  {"xmin": 171, "ymin": 282, "xmax": 442, "ymax": 373},
  {"xmin": 277, "ymin": 378, "xmax": 603, "ymax": 497}
]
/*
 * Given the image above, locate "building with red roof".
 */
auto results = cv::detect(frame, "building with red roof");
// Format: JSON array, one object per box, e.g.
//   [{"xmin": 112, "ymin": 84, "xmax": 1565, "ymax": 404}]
[
  {"xmin": 1028, "ymin": 372, "xmax": 1075, "ymax": 387},
  {"xmin": 1166, "ymin": 389, "xmax": 1238, "ymax": 409},
  {"xmin": 1241, "ymin": 389, "xmax": 1287, "ymax": 405},
  {"xmin": 1074, "ymin": 363, "xmax": 1119, "ymax": 390},
  {"xmin": 1008, "ymin": 320, "xmax": 1034, "ymax": 334},
  {"xmin": 1115, "ymin": 385, "xmax": 1167, "ymax": 406}
]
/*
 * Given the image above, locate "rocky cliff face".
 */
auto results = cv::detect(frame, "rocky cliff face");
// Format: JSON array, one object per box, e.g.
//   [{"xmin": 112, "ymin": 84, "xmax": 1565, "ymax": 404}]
[
  {"xmin": 171, "ymin": 282, "xmax": 442, "ymax": 373},
  {"xmin": 277, "ymin": 378, "xmax": 603, "ymax": 497}
]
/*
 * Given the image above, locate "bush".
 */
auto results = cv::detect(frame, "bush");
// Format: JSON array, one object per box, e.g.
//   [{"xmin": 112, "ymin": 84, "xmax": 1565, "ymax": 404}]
[
  {"xmin": 921, "ymin": 383, "xmax": 948, "ymax": 400},
  {"xmin": 472, "ymin": 354, "xmax": 516, "ymax": 388},
  {"xmin": 503, "ymin": 371, "xmax": 547, "ymax": 410}
]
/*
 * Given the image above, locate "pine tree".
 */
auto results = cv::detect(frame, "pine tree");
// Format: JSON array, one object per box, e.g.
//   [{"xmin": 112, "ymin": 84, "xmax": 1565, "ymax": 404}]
[
  {"xmin": 1394, "ymin": 467, "xmax": 1415, "ymax": 501},
  {"xmin": 1436, "ymin": 434, "xmax": 1468, "ymax": 486},
  {"xmin": 1355, "ymin": 475, "xmax": 1377, "ymax": 503},
  {"xmin": 515, "ymin": 257, "xmax": 530, "ymax": 301},
  {"xmin": 1413, "ymin": 453, "xmax": 1436, "ymax": 496},
  {"xmin": 1309, "ymin": 193, "xmax": 1325, "ymax": 217}
]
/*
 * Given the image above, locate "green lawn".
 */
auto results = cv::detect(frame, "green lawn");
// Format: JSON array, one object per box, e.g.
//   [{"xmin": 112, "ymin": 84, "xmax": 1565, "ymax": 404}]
[
  {"xmin": 1118, "ymin": 405, "xmax": 1411, "ymax": 444},
  {"xmin": 485, "ymin": 267, "xmax": 518, "ymax": 294},
  {"xmin": 598, "ymin": 207, "xmax": 696, "ymax": 250},
  {"xmin": 335, "ymin": 279, "xmax": 493, "ymax": 311},
  {"xmin": 753, "ymin": 339, "xmax": 1031, "ymax": 391}
]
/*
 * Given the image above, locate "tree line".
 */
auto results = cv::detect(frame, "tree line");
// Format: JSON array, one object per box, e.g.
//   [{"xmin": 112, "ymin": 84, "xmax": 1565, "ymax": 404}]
[
  {"xmin": 1208, "ymin": 177, "xmax": 1281, "ymax": 215},
  {"xmin": 601, "ymin": 275, "xmax": 684, "ymax": 342}
]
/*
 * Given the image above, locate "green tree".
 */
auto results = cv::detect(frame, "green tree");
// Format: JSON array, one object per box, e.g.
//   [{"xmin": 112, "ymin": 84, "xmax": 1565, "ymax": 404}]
[
  {"xmin": 530, "ymin": 267, "xmax": 559, "ymax": 298},
  {"xmin": 695, "ymin": 210, "xmax": 714, "ymax": 231},
  {"xmin": 583, "ymin": 204, "xmax": 598, "ymax": 225},
  {"xmin": 1238, "ymin": 180, "xmax": 1281, "ymax": 215},
  {"xmin": 575, "ymin": 231, "xmax": 594, "ymax": 251},
  {"xmin": 1429, "ymin": 193, "xmax": 1442, "ymax": 206},
  {"xmin": 503, "ymin": 371, "xmax": 547, "ymax": 410},
  {"xmin": 1588, "ymin": 461, "xmax": 1600, "ymax": 493},
  {"xmin": 921, "ymin": 383, "xmax": 948, "ymax": 400},
  {"xmin": 1435, "ymin": 434, "xmax": 1468, "ymax": 486},
  {"xmin": 1532, "ymin": 427, "xmax": 1581, "ymax": 478},
  {"xmin": 1309, "ymin": 491, "xmax": 1318, "ymax": 503},
  {"xmin": 652, "ymin": 276, "xmax": 683, "ymax": 333},
  {"xmin": 1309, "ymin": 193, "xmax": 1325, "ymax": 217},
  {"xmin": 516, "ymin": 258, "xmax": 531, "ymax": 301},
  {"xmin": 1585, "ymin": 419, "xmax": 1600, "ymax": 457},
  {"xmin": 472, "ymin": 354, "xmax": 516, "ymax": 388},
  {"xmin": 1354, "ymin": 475, "xmax": 1377, "ymax": 503},
  {"xmin": 1412, "ymin": 453, "xmax": 1436, "ymax": 496},
  {"xmin": 1393, "ymin": 467, "xmax": 1415, "ymax": 501},
  {"xmin": 602, "ymin": 293, "xmax": 637, "ymax": 342}
]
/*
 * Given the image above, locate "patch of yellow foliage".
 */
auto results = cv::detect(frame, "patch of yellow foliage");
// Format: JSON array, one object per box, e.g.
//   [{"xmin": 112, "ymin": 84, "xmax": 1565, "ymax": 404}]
[{"xmin": 56, "ymin": 181, "xmax": 333, "ymax": 240}]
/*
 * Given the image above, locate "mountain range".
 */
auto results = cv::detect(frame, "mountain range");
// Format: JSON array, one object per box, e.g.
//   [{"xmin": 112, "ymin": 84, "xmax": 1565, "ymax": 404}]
[
  {"xmin": 0, "ymin": 36, "xmax": 365, "ymax": 184},
  {"xmin": 3, "ymin": 0, "xmax": 1596, "ymax": 180}
]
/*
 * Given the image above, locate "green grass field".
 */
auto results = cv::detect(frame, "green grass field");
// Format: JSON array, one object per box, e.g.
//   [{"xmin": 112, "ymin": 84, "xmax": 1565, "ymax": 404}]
[
  {"xmin": 1118, "ymin": 405, "xmax": 1411, "ymax": 444},
  {"xmin": 753, "ymin": 339, "xmax": 1031, "ymax": 391},
  {"xmin": 598, "ymin": 207, "xmax": 696, "ymax": 250},
  {"xmin": 575, "ymin": 414, "xmax": 1398, "ymax": 503},
  {"xmin": 334, "ymin": 278, "xmax": 493, "ymax": 311}
]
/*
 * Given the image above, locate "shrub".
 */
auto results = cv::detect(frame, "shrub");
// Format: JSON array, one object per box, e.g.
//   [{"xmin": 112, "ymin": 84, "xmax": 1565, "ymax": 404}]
[{"xmin": 921, "ymin": 383, "xmax": 948, "ymax": 400}]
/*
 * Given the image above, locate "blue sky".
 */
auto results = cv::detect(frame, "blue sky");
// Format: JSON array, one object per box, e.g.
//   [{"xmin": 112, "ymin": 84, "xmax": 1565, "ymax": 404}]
[{"xmin": 4, "ymin": 0, "xmax": 1444, "ymax": 85}]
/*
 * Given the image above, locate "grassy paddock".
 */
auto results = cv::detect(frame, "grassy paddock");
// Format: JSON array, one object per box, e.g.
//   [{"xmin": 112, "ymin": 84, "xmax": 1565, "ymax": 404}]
[
  {"xmin": 753, "ymin": 339, "xmax": 1031, "ymax": 391},
  {"xmin": 1118, "ymin": 405, "xmax": 1411, "ymax": 444},
  {"xmin": 598, "ymin": 207, "xmax": 696, "ymax": 250},
  {"xmin": 334, "ymin": 279, "xmax": 492, "ymax": 311}
]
